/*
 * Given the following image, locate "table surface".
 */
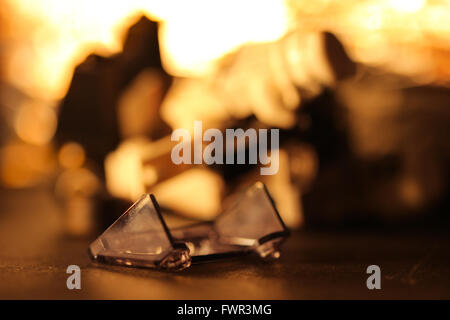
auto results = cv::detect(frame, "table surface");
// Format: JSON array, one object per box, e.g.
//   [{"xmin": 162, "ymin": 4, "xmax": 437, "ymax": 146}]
[{"xmin": 1, "ymin": 188, "xmax": 449, "ymax": 299}]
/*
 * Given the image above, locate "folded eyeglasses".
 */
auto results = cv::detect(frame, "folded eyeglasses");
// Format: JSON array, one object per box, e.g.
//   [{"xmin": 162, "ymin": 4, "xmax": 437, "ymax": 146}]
[{"xmin": 89, "ymin": 182, "xmax": 289, "ymax": 271}]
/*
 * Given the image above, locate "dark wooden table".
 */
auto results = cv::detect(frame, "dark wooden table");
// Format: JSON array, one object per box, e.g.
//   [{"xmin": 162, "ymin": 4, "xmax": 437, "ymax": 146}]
[{"xmin": 1, "ymin": 188, "xmax": 449, "ymax": 299}]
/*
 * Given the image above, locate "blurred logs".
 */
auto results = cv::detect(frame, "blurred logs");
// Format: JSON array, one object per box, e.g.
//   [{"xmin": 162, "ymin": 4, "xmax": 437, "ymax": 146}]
[
  {"xmin": 55, "ymin": 16, "xmax": 171, "ymax": 172},
  {"xmin": 54, "ymin": 16, "xmax": 449, "ymax": 233},
  {"xmin": 161, "ymin": 31, "xmax": 356, "ymax": 132},
  {"xmin": 102, "ymin": 29, "xmax": 355, "ymax": 227},
  {"xmin": 53, "ymin": 16, "xmax": 173, "ymax": 236},
  {"xmin": 302, "ymin": 70, "xmax": 450, "ymax": 226}
]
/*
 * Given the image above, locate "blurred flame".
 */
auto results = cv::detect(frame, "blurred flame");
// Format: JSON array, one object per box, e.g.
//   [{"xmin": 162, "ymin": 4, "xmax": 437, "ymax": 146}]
[
  {"xmin": 0, "ymin": 142, "xmax": 55, "ymax": 188},
  {"xmin": 2, "ymin": 0, "xmax": 450, "ymax": 102},
  {"xmin": 389, "ymin": 0, "xmax": 425, "ymax": 13},
  {"xmin": 2, "ymin": 0, "xmax": 288, "ymax": 100},
  {"xmin": 58, "ymin": 142, "xmax": 86, "ymax": 169},
  {"xmin": 287, "ymin": 0, "xmax": 450, "ymax": 84},
  {"xmin": 159, "ymin": 0, "xmax": 289, "ymax": 76},
  {"xmin": 14, "ymin": 101, "xmax": 57, "ymax": 146}
]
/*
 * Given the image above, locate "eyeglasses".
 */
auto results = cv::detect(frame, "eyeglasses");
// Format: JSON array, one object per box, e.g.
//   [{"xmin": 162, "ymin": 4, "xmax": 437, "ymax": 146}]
[{"xmin": 89, "ymin": 182, "xmax": 289, "ymax": 271}]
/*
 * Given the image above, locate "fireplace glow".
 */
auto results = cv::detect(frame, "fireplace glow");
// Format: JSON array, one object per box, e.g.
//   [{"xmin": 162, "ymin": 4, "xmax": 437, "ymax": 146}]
[
  {"xmin": 2, "ymin": 0, "xmax": 449, "ymax": 101},
  {"xmin": 0, "ymin": 0, "xmax": 448, "ymax": 229},
  {"xmin": 2, "ymin": 0, "xmax": 288, "ymax": 100}
]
